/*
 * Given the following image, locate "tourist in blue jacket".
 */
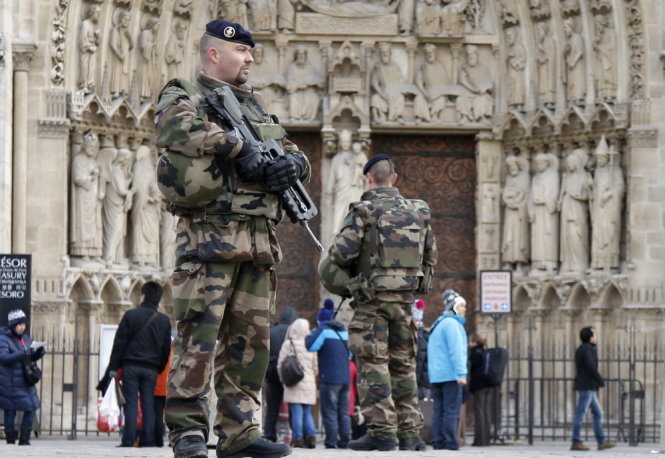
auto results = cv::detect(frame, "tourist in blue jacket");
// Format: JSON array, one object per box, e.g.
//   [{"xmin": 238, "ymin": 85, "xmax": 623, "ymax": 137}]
[
  {"xmin": 427, "ymin": 289, "xmax": 468, "ymax": 451},
  {"xmin": 305, "ymin": 299, "xmax": 351, "ymax": 449},
  {"xmin": 0, "ymin": 309, "xmax": 45, "ymax": 446}
]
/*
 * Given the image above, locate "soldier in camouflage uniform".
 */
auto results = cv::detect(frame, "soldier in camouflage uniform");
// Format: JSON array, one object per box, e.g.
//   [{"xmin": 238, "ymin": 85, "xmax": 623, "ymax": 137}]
[
  {"xmin": 155, "ymin": 20, "xmax": 309, "ymax": 458},
  {"xmin": 326, "ymin": 154, "xmax": 437, "ymax": 451}
]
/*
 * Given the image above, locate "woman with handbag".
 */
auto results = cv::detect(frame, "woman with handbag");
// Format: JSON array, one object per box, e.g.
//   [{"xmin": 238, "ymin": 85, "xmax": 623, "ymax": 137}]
[
  {"xmin": 0, "ymin": 309, "xmax": 45, "ymax": 445},
  {"xmin": 277, "ymin": 318, "xmax": 318, "ymax": 448}
]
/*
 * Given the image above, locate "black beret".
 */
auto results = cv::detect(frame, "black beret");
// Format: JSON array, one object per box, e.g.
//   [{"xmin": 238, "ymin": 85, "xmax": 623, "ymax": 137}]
[
  {"xmin": 205, "ymin": 20, "xmax": 255, "ymax": 48},
  {"xmin": 363, "ymin": 154, "xmax": 392, "ymax": 175}
]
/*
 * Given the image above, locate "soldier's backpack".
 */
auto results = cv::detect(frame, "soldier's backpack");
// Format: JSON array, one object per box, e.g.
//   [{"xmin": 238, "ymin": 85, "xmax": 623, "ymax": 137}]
[{"xmin": 482, "ymin": 347, "xmax": 509, "ymax": 387}]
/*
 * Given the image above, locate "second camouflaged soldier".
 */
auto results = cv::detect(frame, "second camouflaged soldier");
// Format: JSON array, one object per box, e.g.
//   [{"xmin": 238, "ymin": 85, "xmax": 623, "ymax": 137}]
[
  {"xmin": 324, "ymin": 154, "xmax": 437, "ymax": 451},
  {"xmin": 155, "ymin": 20, "xmax": 310, "ymax": 458}
]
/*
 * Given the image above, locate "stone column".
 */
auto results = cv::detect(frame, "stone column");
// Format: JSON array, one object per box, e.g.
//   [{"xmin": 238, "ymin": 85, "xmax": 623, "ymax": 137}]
[
  {"xmin": 476, "ymin": 132, "xmax": 502, "ymax": 271},
  {"xmin": 11, "ymin": 42, "xmax": 35, "ymax": 253}
]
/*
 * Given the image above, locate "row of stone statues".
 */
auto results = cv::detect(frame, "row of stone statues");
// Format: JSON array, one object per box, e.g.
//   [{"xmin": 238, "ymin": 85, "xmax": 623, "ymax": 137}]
[
  {"xmin": 78, "ymin": 4, "xmax": 188, "ymax": 98},
  {"xmin": 218, "ymin": 0, "xmax": 483, "ymax": 36},
  {"xmin": 501, "ymin": 138, "xmax": 624, "ymax": 275},
  {"xmin": 506, "ymin": 14, "xmax": 617, "ymax": 110},
  {"xmin": 255, "ymin": 41, "xmax": 494, "ymax": 124},
  {"xmin": 69, "ymin": 131, "xmax": 176, "ymax": 270}
]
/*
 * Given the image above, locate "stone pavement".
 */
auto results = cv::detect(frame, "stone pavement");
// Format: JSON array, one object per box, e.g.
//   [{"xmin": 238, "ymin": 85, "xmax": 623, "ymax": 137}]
[{"xmin": 0, "ymin": 436, "xmax": 660, "ymax": 458}]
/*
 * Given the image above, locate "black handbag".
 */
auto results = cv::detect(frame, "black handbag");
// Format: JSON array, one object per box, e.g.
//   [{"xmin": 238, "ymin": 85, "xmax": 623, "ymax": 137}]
[
  {"xmin": 279, "ymin": 339, "xmax": 304, "ymax": 387},
  {"xmin": 23, "ymin": 361, "xmax": 42, "ymax": 386},
  {"xmin": 12, "ymin": 338, "xmax": 42, "ymax": 386}
]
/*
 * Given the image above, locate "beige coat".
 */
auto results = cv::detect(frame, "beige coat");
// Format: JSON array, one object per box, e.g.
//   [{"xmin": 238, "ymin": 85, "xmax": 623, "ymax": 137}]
[{"xmin": 277, "ymin": 318, "xmax": 318, "ymax": 405}]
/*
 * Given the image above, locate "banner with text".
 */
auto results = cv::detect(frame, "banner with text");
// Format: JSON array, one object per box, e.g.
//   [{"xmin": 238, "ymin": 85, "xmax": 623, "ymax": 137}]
[
  {"xmin": 0, "ymin": 254, "xmax": 32, "ymax": 327},
  {"xmin": 479, "ymin": 270, "xmax": 512, "ymax": 314}
]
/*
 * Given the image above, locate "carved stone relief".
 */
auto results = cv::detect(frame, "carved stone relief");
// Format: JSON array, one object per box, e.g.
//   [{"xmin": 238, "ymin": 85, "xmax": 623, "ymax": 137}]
[
  {"xmin": 501, "ymin": 155, "xmax": 529, "ymax": 272},
  {"xmin": 249, "ymin": 0, "xmax": 277, "ymax": 32},
  {"xmin": 456, "ymin": 44, "xmax": 494, "ymax": 123},
  {"xmin": 165, "ymin": 19, "xmax": 187, "ymax": 81},
  {"xmin": 286, "ymin": 45, "xmax": 324, "ymax": 122},
  {"xmin": 415, "ymin": 43, "xmax": 451, "ymax": 123},
  {"xmin": 563, "ymin": 17, "xmax": 586, "ymax": 106},
  {"xmin": 70, "ymin": 130, "xmax": 103, "ymax": 259},
  {"xmin": 77, "ymin": 4, "xmax": 101, "ymax": 92},
  {"xmin": 590, "ymin": 137, "xmax": 624, "ymax": 271},
  {"xmin": 528, "ymin": 152, "xmax": 559, "ymax": 273},
  {"xmin": 535, "ymin": 21, "xmax": 556, "ymax": 109},
  {"xmin": 109, "ymin": 8, "xmax": 133, "ymax": 97},
  {"xmin": 593, "ymin": 14, "xmax": 617, "ymax": 103},
  {"xmin": 252, "ymin": 44, "xmax": 287, "ymax": 119},
  {"xmin": 558, "ymin": 148, "xmax": 591, "ymax": 274},
  {"xmin": 138, "ymin": 16, "xmax": 159, "ymax": 100},
  {"xmin": 50, "ymin": 0, "xmax": 69, "ymax": 86},
  {"xmin": 330, "ymin": 41, "xmax": 363, "ymax": 94},
  {"xmin": 505, "ymin": 27, "xmax": 526, "ymax": 111},
  {"xmin": 326, "ymin": 129, "xmax": 368, "ymax": 233}
]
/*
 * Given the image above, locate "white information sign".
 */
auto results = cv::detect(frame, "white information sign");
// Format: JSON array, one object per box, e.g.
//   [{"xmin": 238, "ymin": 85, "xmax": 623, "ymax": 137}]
[{"xmin": 479, "ymin": 270, "xmax": 512, "ymax": 314}]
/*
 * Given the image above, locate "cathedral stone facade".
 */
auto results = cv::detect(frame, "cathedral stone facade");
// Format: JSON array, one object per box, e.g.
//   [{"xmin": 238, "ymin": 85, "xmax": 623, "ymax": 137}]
[{"xmin": 1, "ymin": 0, "xmax": 663, "ymax": 432}]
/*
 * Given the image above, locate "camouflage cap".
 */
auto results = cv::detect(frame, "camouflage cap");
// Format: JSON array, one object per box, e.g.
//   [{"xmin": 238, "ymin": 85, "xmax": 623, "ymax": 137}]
[{"xmin": 205, "ymin": 20, "xmax": 255, "ymax": 48}]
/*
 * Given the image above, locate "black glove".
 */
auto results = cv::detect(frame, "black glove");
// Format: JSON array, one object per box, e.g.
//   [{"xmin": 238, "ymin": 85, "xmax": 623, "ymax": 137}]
[
  {"xmin": 263, "ymin": 154, "xmax": 306, "ymax": 192},
  {"xmin": 33, "ymin": 346, "xmax": 45, "ymax": 360},
  {"xmin": 235, "ymin": 141, "xmax": 267, "ymax": 182}
]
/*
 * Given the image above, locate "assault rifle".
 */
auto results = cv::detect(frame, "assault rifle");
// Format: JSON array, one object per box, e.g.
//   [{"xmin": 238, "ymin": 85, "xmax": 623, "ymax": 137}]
[{"xmin": 205, "ymin": 86, "xmax": 324, "ymax": 252}]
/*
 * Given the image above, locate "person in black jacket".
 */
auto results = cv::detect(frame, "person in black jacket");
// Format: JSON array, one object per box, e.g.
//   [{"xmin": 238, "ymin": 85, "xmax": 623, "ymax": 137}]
[
  {"xmin": 570, "ymin": 326, "xmax": 615, "ymax": 451},
  {"xmin": 468, "ymin": 334, "xmax": 491, "ymax": 446},
  {"xmin": 263, "ymin": 306, "xmax": 298, "ymax": 442},
  {"xmin": 108, "ymin": 281, "xmax": 171, "ymax": 448}
]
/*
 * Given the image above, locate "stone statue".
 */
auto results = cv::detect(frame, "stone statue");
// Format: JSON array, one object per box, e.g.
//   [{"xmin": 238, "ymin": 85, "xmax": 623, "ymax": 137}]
[
  {"xmin": 528, "ymin": 152, "xmax": 559, "ymax": 273},
  {"xmin": 278, "ymin": 0, "xmax": 296, "ymax": 32},
  {"xmin": 506, "ymin": 27, "xmax": 526, "ymax": 110},
  {"xmin": 441, "ymin": 0, "xmax": 470, "ymax": 35},
  {"xmin": 416, "ymin": 0, "xmax": 442, "ymax": 35},
  {"xmin": 501, "ymin": 155, "xmax": 530, "ymax": 273},
  {"xmin": 327, "ymin": 130, "xmax": 368, "ymax": 232},
  {"xmin": 160, "ymin": 205, "xmax": 177, "ymax": 270},
  {"xmin": 499, "ymin": 0, "xmax": 519, "ymax": 24},
  {"xmin": 558, "ymin": 149, "xmax": 592, "ymax": 273},
  {"xmin": 77, "ymin": 4, "xmax": 101, "ymax": 92},
  {"xmin": 286, "ymin": 46, "xmax": 325, "ymax": 121},
  {"xmin": 138, "ymin": 17, "xmax": 160, "ymax": 100},
  {"xmin": 130, "ymin": 146, "xmax": 160, "ymax": 266},
  {"xmin": 593, "ymin": 15, "xmax": 617, "ymax": 102},
  {"xmin": 535, "ymin": 21, "xmax": 556, "ymax": 108},
  {"xmin": 591, "ymin": 138, "xmax": 624, "ymax": 270},
  {"xmin": 165, "ymin": 20, "xmax": 187, "ymax": 80},
  {"xmin": 174, "ymin": 0, "xmax": 194, "ymax": 16},
  {"xmin": 398, "ymin": 0, "xmax": 416, "ymax": 34},
  {"xmin": 221, "ymin": 0, "xmax": 249, "ymax": 25},
  {"xmin": 109, "ymin": 10, "xmax": 133, "ymax": 97},
  {"xmin": 250, "ymin": 0, "xmax": 278, "ymax": 31},
  {"xmin": 70, "ymin": 131, "xmax": 103, "ymax": 258},
  {"xmin": 371, "ymin": 42, "xmax": 424, "ymax": 123},
  {"xmin": 252, "ymin": 44, "xmax": 287, "ymax": 118},
  {"xmin": 563, "ymin": 18, "xmax": 586, "ymax": 105},
  {"xmin": 456, "ymin": 44, "xmax": 494, "ymax": 123},
  {"xmin": 415, "ymin": 43, "xmax": 451, "ymax": 122},
  {"xmin": 102, "ymin": 135, "xmax": 134, "ymax": 266}
]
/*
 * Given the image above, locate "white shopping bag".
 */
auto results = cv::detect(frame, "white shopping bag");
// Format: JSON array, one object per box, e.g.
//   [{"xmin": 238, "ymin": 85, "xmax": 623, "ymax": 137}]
[{"xmin": 98, "ymin": 377, "xmax": 121, "ymax": 432}]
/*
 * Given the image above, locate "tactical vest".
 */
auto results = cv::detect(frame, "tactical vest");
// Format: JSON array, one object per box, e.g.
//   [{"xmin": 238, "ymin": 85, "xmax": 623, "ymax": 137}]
[
  {"xmin": 156, "ymin": 78, "xmax": 286, "ymax": 220},
  {"xmin": 354, "ymin": 190, "xmax": 429, "ymax": 292}
]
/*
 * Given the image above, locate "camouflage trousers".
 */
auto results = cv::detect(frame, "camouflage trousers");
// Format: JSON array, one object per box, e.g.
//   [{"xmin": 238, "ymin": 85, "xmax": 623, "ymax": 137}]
[
  {"xmin": 347, "ymin": 299, "xmax": 422, "ymax": 440},
  {"xmin": 165, "ymin": 260, "xmax": 275, "ymax": 455}
]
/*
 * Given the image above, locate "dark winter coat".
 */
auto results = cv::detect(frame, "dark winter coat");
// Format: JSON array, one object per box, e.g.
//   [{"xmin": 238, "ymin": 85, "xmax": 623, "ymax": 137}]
[
  {"xmin": 305, "ymin": 319, "xmax": 350, "ymax": 384},
  {"xmin": 267, "ymin": 306, "xmax": 298, "ymax": 383},
  {"xmin": 415, "ymin": 326, "xmax": 430, "ymax": 395},
  {"xmin": 574, "ymin": 342, "xmax": 605, "ymax": 391},
  {"xmin": 0, "ymin": 327, "xmax": 42, "ymax": 411},
  {"xmin": 468, "ymin": 344, "xmax": 488, "ymax": 393},
  {"xmin": 108, "ymin": 303, "xmax": 172, "ymax": 373}
]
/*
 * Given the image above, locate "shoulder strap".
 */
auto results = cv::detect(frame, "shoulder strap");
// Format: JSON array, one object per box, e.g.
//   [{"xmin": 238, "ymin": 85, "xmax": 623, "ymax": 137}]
[
  {"xmin": 330, "ymin": 326, "xmax": 349, "ymax": 353},
  {"xmin": 127, "ymin": 310, "xmax": 159, "ymax": 348},
  {"xmin": 289, "ymin": 338, "xmax": 298, "ymax": 356}
]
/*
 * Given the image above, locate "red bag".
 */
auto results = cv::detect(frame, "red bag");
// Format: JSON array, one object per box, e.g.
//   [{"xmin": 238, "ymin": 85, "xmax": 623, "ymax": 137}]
[{"xmin": 119, "ymin": 394, "xmax": 143, "ymax": 431}]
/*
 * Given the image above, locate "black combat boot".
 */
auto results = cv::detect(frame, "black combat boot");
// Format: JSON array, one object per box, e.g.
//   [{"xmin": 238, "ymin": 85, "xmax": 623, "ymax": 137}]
[
  {"xmin": 348, "ymin": 433, "xmax": 396, "ymax": 451},
  {"xmin": 5, "ymin": 429, "xmax": 16, "ymax": 444},
  {"xmin": 217, "ymin": 437, "xmax": 292, "ymax": 457},
  {"xmin": 399, "ymin": 436, "xmax": 427, "ymax": 451},
  {"xmin": 18, "ymin": 426, "xmax": 31, "ymax": 445},
  {"xmin": 173, "ymin": 435, "xmax": 208, "ymax": 458}
]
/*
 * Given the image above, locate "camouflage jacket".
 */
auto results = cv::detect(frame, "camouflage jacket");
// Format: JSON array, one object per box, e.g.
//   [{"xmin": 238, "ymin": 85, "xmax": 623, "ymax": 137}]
[
  {"xmin": 329, "ymin": 187, "xmax": 437, "ymax": 302},
  {"xmin": 155, "ymin": 72, "xmax": 310, "ymax": 268}
]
